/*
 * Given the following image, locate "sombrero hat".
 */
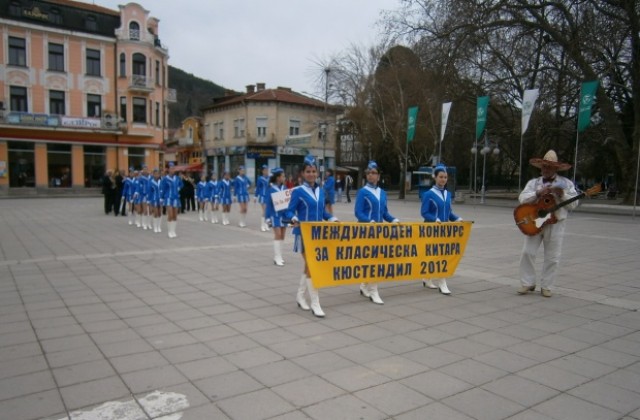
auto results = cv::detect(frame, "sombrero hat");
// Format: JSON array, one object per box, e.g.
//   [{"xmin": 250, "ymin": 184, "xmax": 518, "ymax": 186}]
[{"xmin": 529, "ymin": 150, "xmax": 572, "ymax": 171}]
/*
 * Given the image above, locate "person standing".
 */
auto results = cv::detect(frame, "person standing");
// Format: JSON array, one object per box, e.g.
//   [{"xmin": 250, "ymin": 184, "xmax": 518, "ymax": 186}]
[
  {"xmin": 518, "ymin": 150, "xmax": 578, "ymax": 297},
  {"xmin": 420, "ymin": 163, "xmax": 462, "ymax": 295},
  {"xmin": 345, "ymin": 173, "xmax": 354, "ymax": 203},
  {"xmin": 160, "ymin": 162, "xmax": 183, "ymax": 238},
  {"xmin": 335, "ymin": 175, "xmax": 343, "ymax": 203},
  {"xmin": 149, "ymin": 168, "xmax": 163, "ymax": 233},
  {"xmin": 233, "ymin": 166, "xmax": 251, "ymax": 228},
  {"xmin": 323, "ymin": 169, "xmax": 336, "ymax": 214},
  {"xmin": 265, "ymin": 168, "xmax": 288, "ymax": 266},
  {"xmin": 102, "ymin": 169, "xmax": 114, "ymax": 215},
  {"xmin": 196, "ymin": 175, "xmax": 208, "ymax": 221},
  {"xmin": 139, "ymin": 165, "xmax": 151, "ymax": 230},
  {"xmin": 354, "ymin": 161, "xmax": 399, "ymax": 304},
  {"xmin": 113, "ymin": 170, "xmax": 123, "ymax": 216},
  {"xmin": 218, "ymin": 171, "xmax": 232, "ymax": 225},
  {"xmin": 206, "ymin": 173, "xmax": 219, "ymax": 224},
  {"xmin": 286, "ymin": 155, "xmax": 338, "ymax": 318},
  {"xmin": 255, "ymin": 165, "xmax": 270, "ymax": 231}
]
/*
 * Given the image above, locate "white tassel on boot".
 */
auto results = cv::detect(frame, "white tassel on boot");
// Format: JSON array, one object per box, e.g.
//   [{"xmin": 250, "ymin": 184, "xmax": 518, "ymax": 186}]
[
  {"xmin": 438, "ymin": 279, "xmax": 451, "ymax": 295},
  {"xmin": 296, "ymin": 274, "xmax": 310, "ymax": 311},
  {"xmin": 368, "ymin": 284, "xmax": 384, "ymax": 305},
  {"xmin": 273, "ymin": 240, "xmax": 284, "ymax": 266},
  {"xmin": 306, "ymin": 277, "xmax": 325, "ymax": 318}
]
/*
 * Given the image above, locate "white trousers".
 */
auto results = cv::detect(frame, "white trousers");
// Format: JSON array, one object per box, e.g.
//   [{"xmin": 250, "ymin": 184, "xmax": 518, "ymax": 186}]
[{"xmin": 519, "ymin": 219, "xmax": 566, "ymax": 290}]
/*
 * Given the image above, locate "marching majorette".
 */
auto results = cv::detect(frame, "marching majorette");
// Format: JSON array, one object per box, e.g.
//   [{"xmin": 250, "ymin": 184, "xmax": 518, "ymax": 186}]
[
  {"xmin": 160, "ymin": 162, "xmax": 183, "ymax": 238},
  {"xmin": 206, "ymin": 173, "xmax": 219, "ymax": 223},
  {"xmin": 132, "ymin": 170, "xmax": 143, "ymax": 228},
  {"xmin": 218, "ymin": 171, "xmax": 232, "ymax": 225},
  {"xmin": 265, "ymin": 167, "xmax": 288, "ymax": 266},
  {"xmin": 233, "ymin": 166, "xmax": 251, "ymax": 228},
  {"xmin": 354, "ymin": 160, "xmax": 399, "ymax": 305},
  {"xmin": 420, "ymin": 163, "xmax": 462, "ymax": 295},
  {"xmin": 149, "ymin": 168, "xmax": 163, "ymax": 233},
  {"xmin": 196, "ymin": 175, "xmax": 208, "ymax": 221},
  {"xmin": 255, "ymin": 164, "xmax": 271, "ymax": 231},
  {"xmin": 122, "ymin": 168, "xmax": 135, "ymax": 224},
  {"xmin": 286, "ymin": 155, "xmax": 338, "ymax": 318},
  {"xmin": 139, "ymin": 165, "xmax": 151, "ymax": 230}
]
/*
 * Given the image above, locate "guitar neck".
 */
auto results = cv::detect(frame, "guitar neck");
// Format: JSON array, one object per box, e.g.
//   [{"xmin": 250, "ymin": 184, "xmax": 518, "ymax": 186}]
[{"xmin": 548, "ymin": 191, "xmax": 584, "ymax": 213}]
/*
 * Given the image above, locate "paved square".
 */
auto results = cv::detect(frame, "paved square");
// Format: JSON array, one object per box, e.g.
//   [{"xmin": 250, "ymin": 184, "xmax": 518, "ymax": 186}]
[{"xmin": 1, "ymin": 196, "xmax": 639, "ymax": 419}]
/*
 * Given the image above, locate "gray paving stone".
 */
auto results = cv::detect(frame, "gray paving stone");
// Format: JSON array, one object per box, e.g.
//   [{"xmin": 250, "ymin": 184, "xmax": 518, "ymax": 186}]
[
  {"xmin": 194, "ymin": 370, "xmax": 264, "ymax": 401},
  {"xmin": 160, "ymin": 343, "xmax": 217, "ymax": 364},
  {"xmin": 482, "ymin": 375, "xmax": 559, "ymax": 407},
  {"xmin": 217, "ymin": 388, "xmax": 296, "ymax": 420},
  {"xmin": 291, "ymin": 350, "xmax": 355, "ymax": 375},
  {"xmin": 533, "ymin": 394, "xmax": 622, "ymax": 420},
  {"xmin": 59, "ymin": 375, "xmax": 130, "ymax": 411},
  {"xmin": 0, "ymin": 354, "xmax": 48, "ymax": 380},
  {"xmin": 175, "ymin": 356, "xmax": 237, "ymax": 380},
  {"xmin": 567, "ymin": 380, "xmax": 640, "ymax": 414},
  {"xmin": 400, "ymin": 369, "xmax": 474, "ymax": 400},
  {"xmin": 303, "ymin": 394, "xmax": 387, "ymax": 420},
  {"xmin": 52, "ymin": 358, "xmax": 115, "ymax": 387},
  {"xmin": 121, "ymin": 364, "xmax": 189, "ymax": 393},
  {"xmin": 355, "ymin": 381, "xmax": 432, "ymax": 416},
  {"xmin": 246, "ymin": 360, "xmax": 312, "ymax": 387},
  {"xmin": 273, "ymin": 376, "xmax": 345, "ymax": 408},
  {"xmin": 111, "ymin": 351, "xmax": 169, "ymax": 374},
  {"xmin": 321, "ymin": 365, "xmax": 390, "ymax": 392},
  {"xmin": 517, "ymin": 363, "xmax": 590, "ymax": 391},
  {"xmin": 442, "ymin": 387, "xmax": 526, "ymax": 420},
  {"xmin": 395, "ymin": 401, "xmax": 475, "ymax": 420},
  {"xmin": 0, "ymin": 370, "xmax": 56, "ymax": 401},
  {"xmin": 0, "ymin": 389, "xmax": 66, "ymax": 420}
]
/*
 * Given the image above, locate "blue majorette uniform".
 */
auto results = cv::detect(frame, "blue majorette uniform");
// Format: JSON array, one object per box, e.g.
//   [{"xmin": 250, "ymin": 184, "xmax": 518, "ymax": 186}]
[
  {"xmin": 132, "ymin": 175, "xmax": 143, "ymax": 205},
  {"xmin": 140, "ymin": 173, "xmax": 150, "ymax": 204},
  {"xmin": 233, "ymin": 174, "xmax": 251, "ymax": 203},
  {"xmin": 255, "ymin": 174, "xmax": 270, "ymax": 204},
  {"xmin": 122, "ymin": 176, "xmax": 133, "ymax": 202},
  {"xmin": 196, "ymin": 180, "xmax": 207, "ymax": 202},
  {"xmin": 218, "ymin": 179, "xmax": 232, "ymax": 205},
  {"xmin": 266, "ymin": 183, "xmax": 288, "ymax": 228},
  {"xmin": 355, "ymin": 183, "xmax": 397, "ymax": 223},
  {"xmin": 323, "ymin": 174, "xmax": 336, "ymax": 205},
  {"xmin": 148, "ymin": 177, "xmax": 161, "ymax": 207},
  {"xmin": 160, "ymin": 173, "xmax": 183, "ymax": 208},
  {"xmin": 285, "ymin": 181, "xmax": 336, "ymax": 253},
  {"xmin": 206, "ymin": 179, "xmax": 218, "ymax": 203},
  {"xmin": 420, "ymin": 185, "xmax": 460, "ymax": 222}
]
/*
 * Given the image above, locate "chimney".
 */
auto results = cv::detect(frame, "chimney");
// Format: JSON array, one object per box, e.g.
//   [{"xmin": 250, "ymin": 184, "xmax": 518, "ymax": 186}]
[
  {"xmin": 277, "ymin": 86, "xmax": 291, "ymax": 92},
  {"xmin": 256, "ymin": 82, "xmax": 266, "ymax": 91},
  {"xmin": 246, "ymin": 84, "xmax": 255, "ymax": 94}
]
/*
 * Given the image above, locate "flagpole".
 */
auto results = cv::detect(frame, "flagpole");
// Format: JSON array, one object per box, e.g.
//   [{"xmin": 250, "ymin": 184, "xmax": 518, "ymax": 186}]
[
  {"xmin": 573, "ymin": 131, "xmax": 579, "ymax": 183},
  {"xmin": 404, "ymin": 134, "xmax": 409, "ymax": 199},
  {"xmin": 518, "ymin": 133, "xmax": 524, "ymax": 191}
]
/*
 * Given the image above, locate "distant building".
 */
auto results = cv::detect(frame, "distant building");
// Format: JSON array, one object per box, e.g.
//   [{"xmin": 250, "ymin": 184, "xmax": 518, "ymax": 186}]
[
  {"xmin": 166, "ymin": 116, "xmax": 204, "ymax": 173},
  {"xmin": 0, "ymin": 0, "xmax": 176, "ymax": 193},
  {"xmin": 201, "ymin": 83, "xmax": 341, "ymax": 184}
]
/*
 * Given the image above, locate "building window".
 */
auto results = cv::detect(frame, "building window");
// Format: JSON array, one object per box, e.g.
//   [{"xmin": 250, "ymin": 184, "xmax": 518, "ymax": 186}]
[
  {"xmin": 256, "ymin": 117, "xmax": 267, "ymax": 138},
  {"xmin": 49, "ymin": 8, "xmax": 62, "ymax": 24},
  {"xmin": 49, "ymin": 90, "xmax": 65, "ymax": 115},
  {"xmin": 8, "ymin": 141, "xmax": 35, "ymax": 187},
  {"xmin": 289, "ymin": 119, "xmax": 301, "ymax": 136},
  {"xmin": 133, "ymin": 97, "xmax": 146, "ymax": 123},
  {"xmin": 120, "ymin": 97, "xmax": 127, "ymax": 122},
  {"xmin": 128, "ymin": 147, "xmax": 145, "ymax": 169},
  {"xmin": 155, "ymin": 102, "xmax": 160, "ymax": 127},
  {"xmin": 129, "ymin": 21, "xmax": 140, "ymax": 40},
  {"xmin": 48, "ymin": 143, "xmax": 71, "ymax": 188},
  {"xmin": 10, "ymin": 86, "xmax": 28, "ymax": 112},
  {"xmin": 9, "ymin": 1, "xmax": 21, "ymax": 17},
  {"xmin": 155, "ymin": 60, "xmax": 160, "ymax": 85},
  {"xmin": 84, "ymin": 145, "xmax": 105, "ymax": 188},
  {"xmin": 9, "ymin": 37, "xmax": 26, "ymax": 67},
  {"xmin": 87, "ymin": 94, "xmax": 101, "ymax": 117},
  {"xmin": 119, "ymin": 53, "xmax": 126, "ymax": 77},
  {"xmin": 234, "ymin": 119, "xmax": 245, "ymax": 138},
  {"xmin": 214, "ymin": 122, "xmax": 224, "ymax": 140},
  {"xmin": 48, "ymin": 43, "xmax": 64, "ymax": 72},
  {"xmin": 86, "ymin": 48, "xmax": 101, "ymax": 76},
  {"xmin": 85, "ymin": 15, "xmax": 97, "ymax": 31}
]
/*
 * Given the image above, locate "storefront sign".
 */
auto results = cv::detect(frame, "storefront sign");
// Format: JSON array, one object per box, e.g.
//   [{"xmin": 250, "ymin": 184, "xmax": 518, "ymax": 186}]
[
  {"xmin": 61, "ymin": 117, "xmax": 101, "ymax": 128},
  {"xmin": 300, "ymin": 221, "xmax": 473, "ymax": 288},
  {"xmin": 285, "ymin": 134, "xmax": 311, "ymax": 146},
  {"xmin": 246, "ymin": 146, "xmax": 276, "ymax": 159},
  {"xmin": 6, "ymin": 113, "xmax": 59, "ymax": 127},
  {"xmin": 277, "ymin": 146, "xmax": 307, "ymax": 156}
]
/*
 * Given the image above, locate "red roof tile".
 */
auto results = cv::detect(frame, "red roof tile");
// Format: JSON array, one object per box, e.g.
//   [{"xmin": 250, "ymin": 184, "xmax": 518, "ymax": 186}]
[{"xmin": 203, "ymin": 88, "xmax": 330, "ymax": 111}]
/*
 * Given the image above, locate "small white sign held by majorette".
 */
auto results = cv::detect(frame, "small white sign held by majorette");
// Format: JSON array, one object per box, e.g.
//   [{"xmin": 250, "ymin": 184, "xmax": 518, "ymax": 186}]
[{"xmin": 272, "ymin": 187, "xmax": 298, "ymax": 212}]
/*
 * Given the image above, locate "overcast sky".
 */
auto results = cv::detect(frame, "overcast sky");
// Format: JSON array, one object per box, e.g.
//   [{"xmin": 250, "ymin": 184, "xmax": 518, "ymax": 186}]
[{"xmin": 83, "ymin": 0, "xmax": 400, "ymax": 96}]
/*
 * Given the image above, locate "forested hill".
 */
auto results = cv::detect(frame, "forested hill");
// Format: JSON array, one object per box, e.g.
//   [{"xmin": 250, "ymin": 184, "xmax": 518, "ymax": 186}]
[{"xmin": 168, "ymin": 66, "xmax": 229, "ymax": 127}]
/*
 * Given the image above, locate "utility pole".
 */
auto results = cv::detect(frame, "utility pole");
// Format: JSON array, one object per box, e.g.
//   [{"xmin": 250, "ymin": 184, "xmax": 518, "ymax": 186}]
[{"xmin": 321, "ymin": 67, "xmax": 330, "ymax": 182}]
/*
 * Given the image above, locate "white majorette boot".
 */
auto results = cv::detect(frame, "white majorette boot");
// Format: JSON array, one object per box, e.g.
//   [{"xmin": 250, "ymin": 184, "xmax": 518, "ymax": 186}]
[
  {"xmin": 204, "ymin": 208, "xmax": 209, "ymax": 221},
  {"xmin": 158, "ymin": 216, "xmax": 163, "ymax": 233},
  {"xmin": 128, "ymin": 211, "xmax": 133, "ymax": 225},
  {"xmin": 152, "ymin": 218, "xmax": 157, "ymax": 233},
  {"xmin": 423, "ymin": 279, "xmax": 438, "ymax": 289},
  {"xmin": 238, "ymin": 213, "xmax": 247, "ymax": 228},
  {"xmin": 273, "ymin": 241, "xmax": 284, "ymax": 266},
  {"xmin": 360, "ymin": 283, "xmax": 371, "ymax": 298},
  {"xmin": 306, "ymin": 277, "xmax": 325, "ymax": 318},
  {"xmin": 199, "ymin": 210, "xmax": 204, "ymax": 221},
  {"xmin": 135, "ymin": 213, "xmax": 141, "ymax": 228},
  {"xmin": 167, "ymin": 221, "xmax": 173, "ymax": 238},
  {"xmin": 368, "ymin": 284, "xmax": 384, "ymax": 305},
  {"xmin": 438, "ymin": 279, "xmax": 451, "ymax": 295},
  {"xmin": 296, "ymin": 274, "xmax": 310, "ymax": 311},
  {"xmin": 222, "ymin": 213, "xmax": 229, "ymax": 225},
  {"xmin": 260, "ymin": 217, "xmax": 266, "ymax": 232},
  {"xmin": 212, "ymin": 210, "xmax": 218, "ymax": 224}
]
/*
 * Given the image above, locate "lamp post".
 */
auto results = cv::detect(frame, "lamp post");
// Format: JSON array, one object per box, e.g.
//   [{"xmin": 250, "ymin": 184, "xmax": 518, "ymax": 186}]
[
  {"xmin": 322, "ymin": 67, "xmax": 330, "ymax": 181},
  {"xmin": 471, "ymin": 133, "xmax": 499, "ymax": 204}
]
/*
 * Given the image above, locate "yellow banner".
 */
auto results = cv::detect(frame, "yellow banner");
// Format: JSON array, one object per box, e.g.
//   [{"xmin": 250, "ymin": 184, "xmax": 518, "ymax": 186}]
[{"xmin": 300, "ymin": 221, "xmax": 472, "ymax": 289}]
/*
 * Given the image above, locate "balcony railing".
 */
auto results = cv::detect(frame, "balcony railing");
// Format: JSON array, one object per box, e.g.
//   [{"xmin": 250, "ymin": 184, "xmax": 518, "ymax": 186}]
[
  {"xmin": 129, "ymin": 75, "xmax": 154, "ymax": 91},
  {"xmin": 166, "ymin": 88, "xmax": 177, "ymax": 102},
  {"xmin": 1, "ymin": 111, "xmax": 122, "ymax": 131}
]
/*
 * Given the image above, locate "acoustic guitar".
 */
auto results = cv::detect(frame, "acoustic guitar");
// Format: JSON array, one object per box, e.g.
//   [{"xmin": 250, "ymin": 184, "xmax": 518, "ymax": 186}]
[{"xmin": 513, "ymin": 184, "xmax": 601, "ymax": 236}]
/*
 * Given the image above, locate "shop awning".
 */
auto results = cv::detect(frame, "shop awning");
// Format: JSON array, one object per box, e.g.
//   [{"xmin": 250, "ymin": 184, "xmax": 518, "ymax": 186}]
[{"xmin": 173, "ymin": 162, "xmax": 203, "ymax": 172}]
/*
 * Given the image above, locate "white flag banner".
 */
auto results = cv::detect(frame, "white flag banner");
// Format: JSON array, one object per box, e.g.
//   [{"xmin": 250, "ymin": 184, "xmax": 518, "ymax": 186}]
[
  {"xmin": 521, "ymin": 89, "xmax": 539, "ymax": 135},
  {"xmin": 440, "ymin": 102, "xmax": 452, "ymax": 142}
]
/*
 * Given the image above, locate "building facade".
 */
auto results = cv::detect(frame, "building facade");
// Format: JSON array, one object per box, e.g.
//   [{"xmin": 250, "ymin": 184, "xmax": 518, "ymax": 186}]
[
  {"xmin": 0, "ymin": 0, "xmax": 175, "ymax": 193},
  {"xmin": 167, "ymin": 116, "xmax": 204, "ymax": 173},
  {"xmin": 201, "ymin": 83, "xmax": 340, "ymax": 184}
]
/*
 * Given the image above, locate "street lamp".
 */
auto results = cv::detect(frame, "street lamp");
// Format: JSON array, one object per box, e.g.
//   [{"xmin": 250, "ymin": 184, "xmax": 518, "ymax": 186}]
[{"xmin": 471, "ymin": 133, "xmax": 499, "ymax": 204}]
